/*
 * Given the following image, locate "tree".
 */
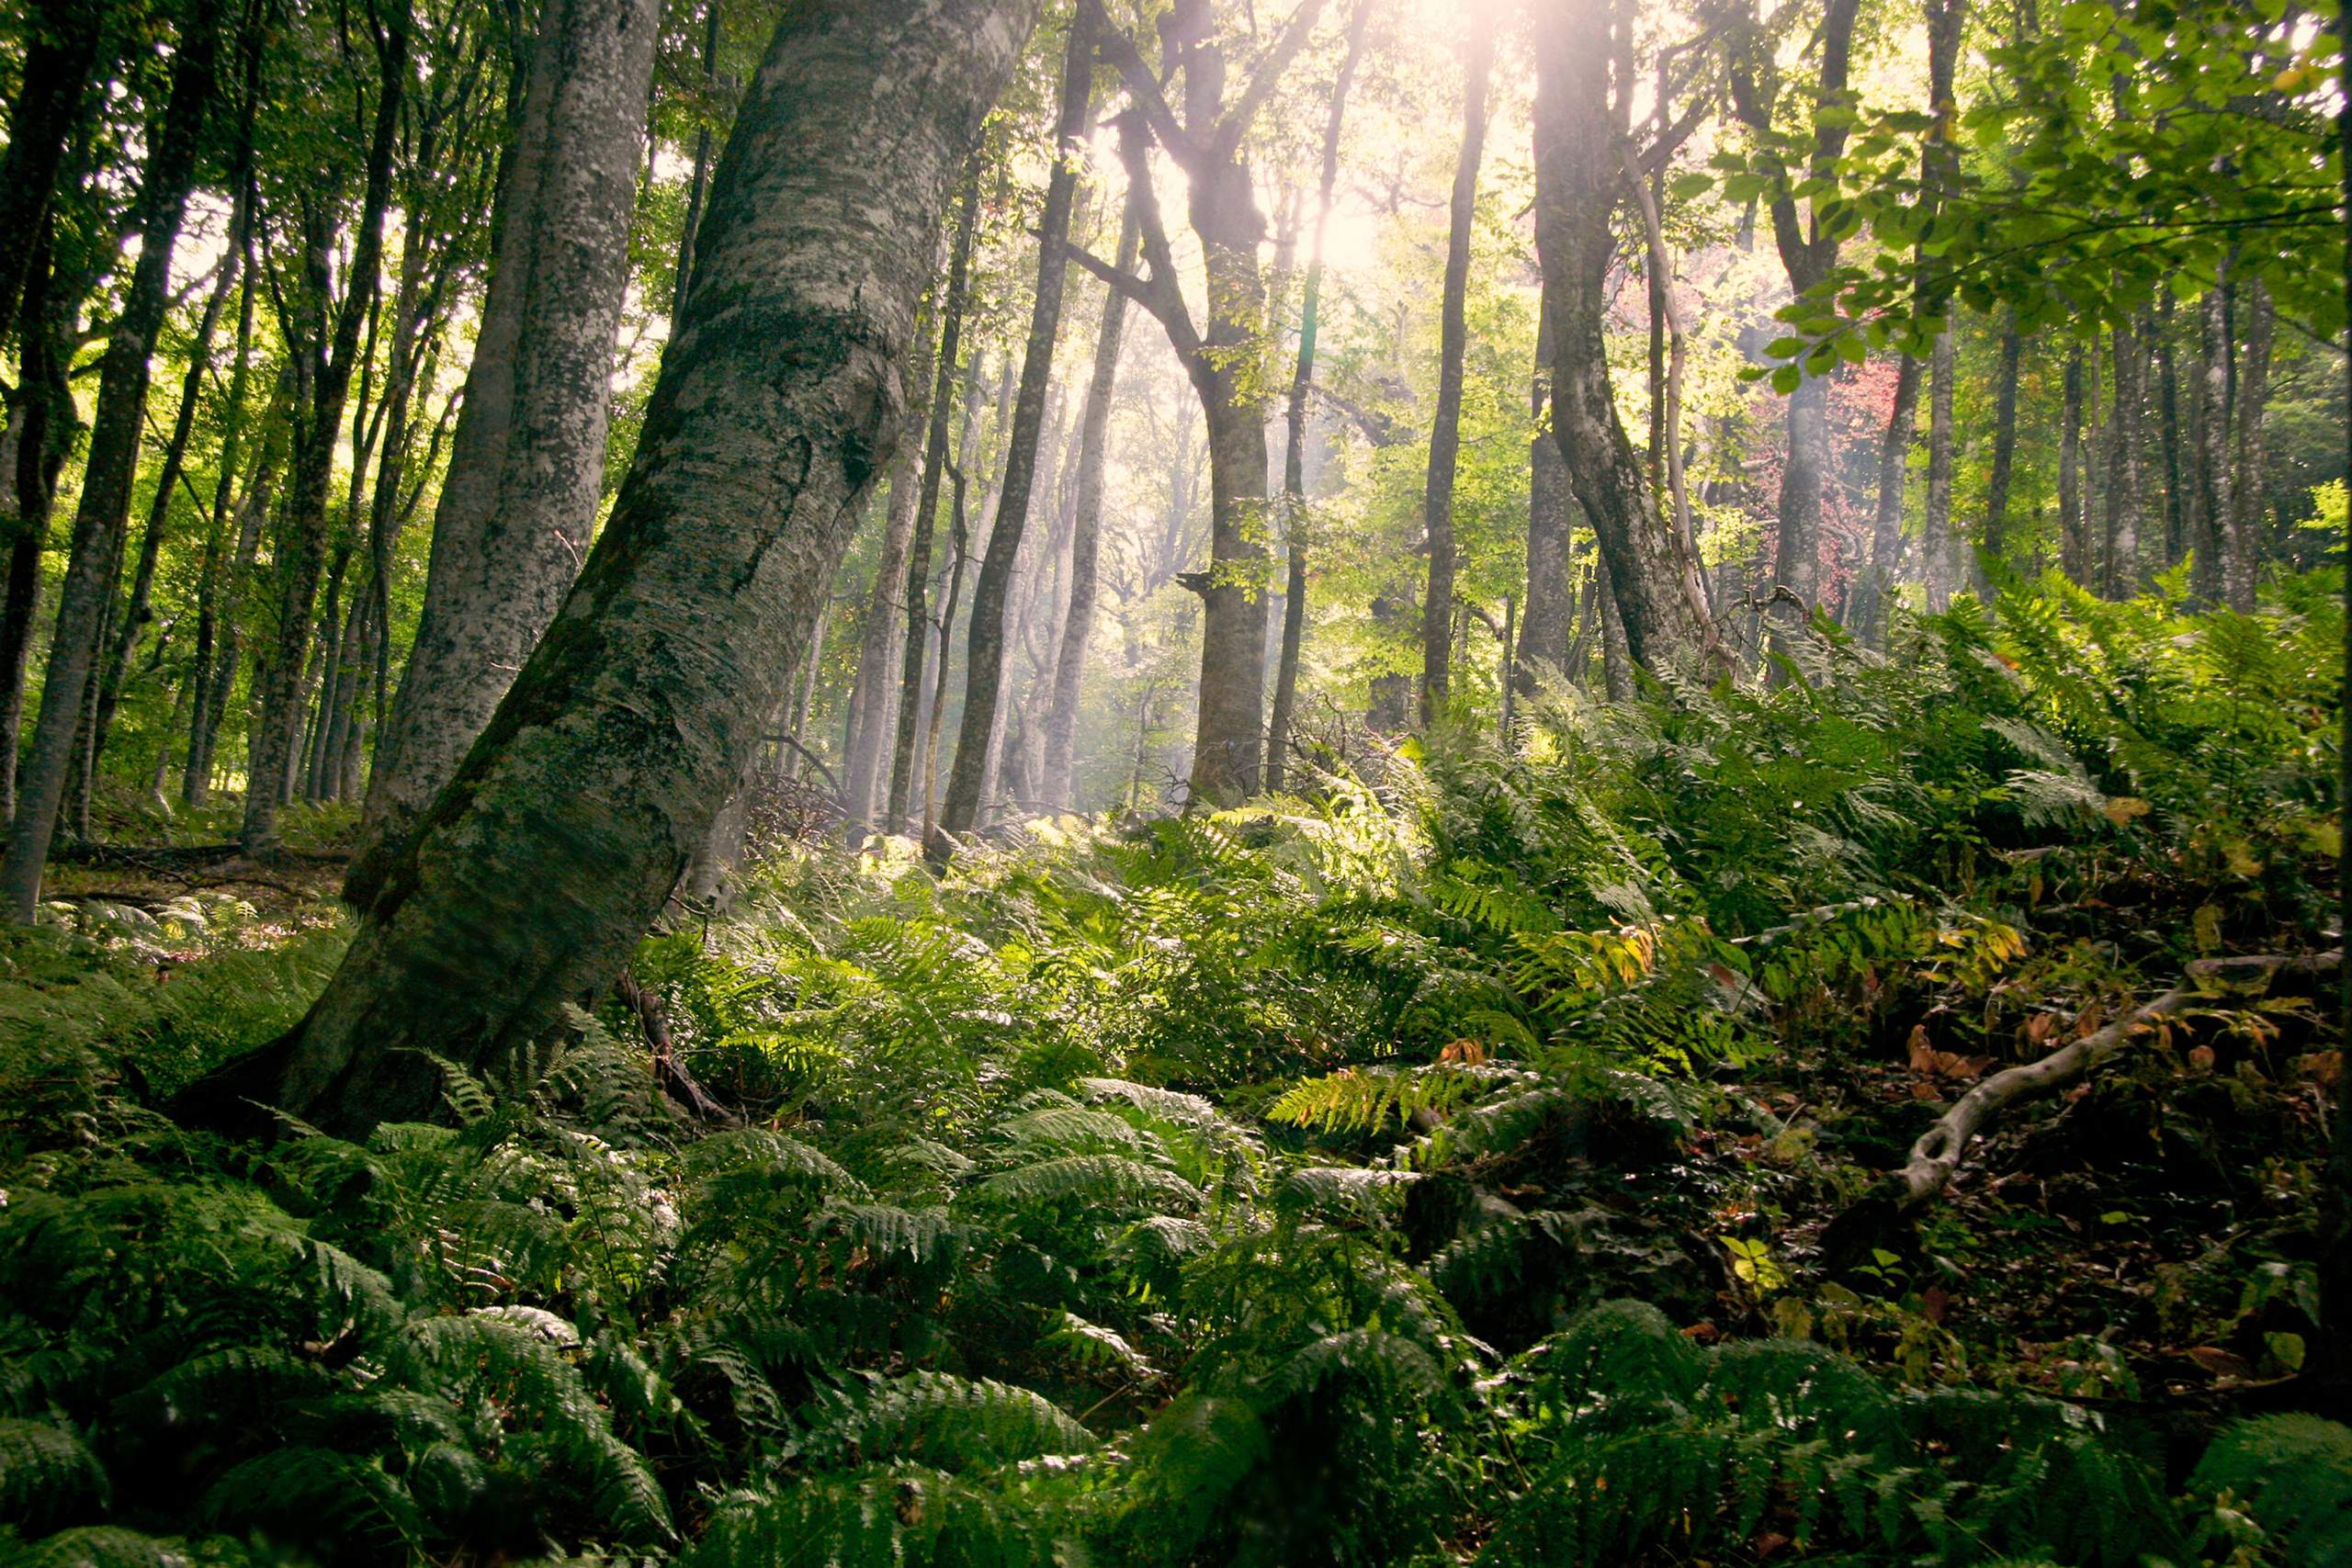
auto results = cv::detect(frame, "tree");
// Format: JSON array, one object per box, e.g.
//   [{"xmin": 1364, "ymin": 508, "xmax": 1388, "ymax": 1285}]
[
  {"xmin": 1419, "ymin": 1, "xmax": 1496, "ymax": 728},
  {"xmin": 940, "ymin": 6, "xmax": 1096, "ymax": 839},
  {"xmin": 1532, "ymin": 0, "xmax": 1719, "ymax": 678},
  {"xmin": 348, "ymin": 0, "xmax": 661, "ymax": 902},
  {"xmin": 0, "ymin": 0, "xmax": 223, "ymax": 920},
  {"xmin": 1074, "ymin": 0, "xmax": 1329, "ymax": 807},
  {"xmin": 176, "ymin": 0, "xmax": 1043, "ymax": 1139}
]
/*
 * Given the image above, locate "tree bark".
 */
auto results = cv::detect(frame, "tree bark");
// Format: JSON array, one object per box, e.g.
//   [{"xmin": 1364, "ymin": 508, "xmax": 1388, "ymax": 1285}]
[
  {"xmin": 2191, "ymin": 284, "xmax": 2233, "ymax": 607},
  {"xmin": 1043, "ymin": 209, "xmax": 1138, "ymax": 810},
  {"xmin": 1532, "ymin": 0, "xmax": 1720, "ymax": 678},
  {"xmin": 1, "ymin": 0, "xmax": 222, "ymax": 919},
  {"xmin": 348, "ymin": 0, "xmax": 659, "ymax": 899},
  {"xmin": 1419, "ymin": 3, "xmax": 1496, "ymax": 728},
  {"xmin": 940, "ymin": 7, "xmax": 1094, "ymax": 837},
  {"xmin": 0, "ymin": 218, "xmax": 77, "ymax": 822},
  {"xmin": 177, "ymin": 0, "xmax": 1042, "ymax": 1141}
]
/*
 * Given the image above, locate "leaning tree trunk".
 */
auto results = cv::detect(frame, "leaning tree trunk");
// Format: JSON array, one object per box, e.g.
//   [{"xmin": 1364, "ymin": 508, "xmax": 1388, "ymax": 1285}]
[
  {"xmin": 1041, "ymin": 210, "xmax": 1137, "ymax": 811},
  {"xmin": 1419, "ymin": 3, "xmax": 1496, "ymax": 728},
  {"xmin": 1532, "ymin": 0, "xmax": 1719, "ymax": 678},
  {"xmin": 0, "ymin": 0, "xmax": 220, "ymax": 919},
  {"xmin": 176, "ymin": 0, "xmax": 1042, "ymax": 1141},
  {"xmin": 348, "ymin": 0, "xmax": 660, "ymax": 902},
  {"xmin": 940, "ymin": 7, "xmax": 1093, "ymax": 838}
]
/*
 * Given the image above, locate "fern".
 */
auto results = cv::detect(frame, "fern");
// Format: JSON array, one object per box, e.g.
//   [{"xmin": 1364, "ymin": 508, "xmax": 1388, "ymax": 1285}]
[
  {"xmin": 2190, "ymin": 1414, "xmax": 2352, "ymax": 1567},
  {"xmin": 790, "ymin": 1371, "xmax": 1097, "ymax": 1471},
  {"xmin": 0, "ymin": 1417, "xmax": 107, "ymax": 1533}
]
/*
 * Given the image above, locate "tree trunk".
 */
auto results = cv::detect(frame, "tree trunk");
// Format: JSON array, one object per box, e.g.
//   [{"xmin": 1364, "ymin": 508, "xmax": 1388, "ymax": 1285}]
[
  {"xmin": 348, "ymin": 0, "xmax": 658, "ymax": 898},
  {"xmin": 2225, "ymin": 276, "xmax": 2271, "ymax": 614},
  {"xmin": 0, "ymin": 0, "xmax": 103, "ymax": 350},
  {"xmin": 177, "ymin": 0, "xmax": 1042, "ymax": 1141},
  {"xmin": 1532, "ymin": 0, "xmax": 1720, "ymax": 677},
  {"xmin": 1419, "ymin": 4, "xmax": 1496, "ymax": 728},
  {"xmin": 888, "ymin": 161, "xmax": 982, "ymax": 834},
  {"xmin": 2191, "ymin": 284, "xmax": 2233, "ymax": 607},
  {"xmin": 2155, "ymin": 295, "xmax": 2188, "ymax": 569},
  {"xmin": 1264, "ymin": 0, "xmax": 1369, "ymax": 793},
  {"xmin": 2100, "ymin": 318, "xmax": 2145, "ymax": 597},
  {"xmin": 1043, "ymin": 209, "xmax": 1137, "ymax": 810},
  {"xmin": 1515, "ymin": 310, "xmax": 1575, "ymax": 695},
  {"xmin": 1922, "ymin": 330, "xmax": 1954, "ymax": 612},
  {"xmin": 0, "ymin": 219, "xmax": 76, "ymax": 822},
  {"xmin": 2059, "ymin": 346, "xmax": 2087, "ymax": 585},
  {"xmin": 671, "ymin": 0, "xmax": 722, "ymax": 322},
  {"xmin": 1, "ymin": 0, "xmax": 221, "ymax": 918},
  {"xmin": 1856, "ymin": 355, "xmax": 1920, "ymax": 645},
  {"xmin": 189, "ymin": 452, "xmax": 277, "ymax": 807},
  {"xmin": 940, "ymin": 8, "xmax": 1093, "ymax": 838},
  {"xmin": 1979, "ymin": 311, "xmax": 2022, "ymax": 590}
]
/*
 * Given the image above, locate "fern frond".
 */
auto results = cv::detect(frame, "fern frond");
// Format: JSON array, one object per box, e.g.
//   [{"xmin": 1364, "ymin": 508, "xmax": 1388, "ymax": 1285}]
[
  {"xmin": 969, "ymin": 1156, "xmax": 1203, "ymax": 1214},
  {"xmin": 2190, "ymin": 1414, "xmax": 2352, "ymax": 1568},
  {"xmin": 791, "ymin": 1371, "xmax": 1096, "ymax": 1471},
  {"xmin": 0, "ymin": 1417, "xmax": 106, "ymax": 1532}
]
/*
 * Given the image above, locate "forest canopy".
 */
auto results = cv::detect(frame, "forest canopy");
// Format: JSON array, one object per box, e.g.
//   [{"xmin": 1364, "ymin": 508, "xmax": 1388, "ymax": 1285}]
[{"xmin": 0, "ymin": 0, "xmax": 2348, "ymax": 1563}]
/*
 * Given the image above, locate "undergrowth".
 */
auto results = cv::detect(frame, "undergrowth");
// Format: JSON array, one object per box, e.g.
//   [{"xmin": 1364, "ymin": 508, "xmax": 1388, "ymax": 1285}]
[{"xmin": 0, "ymin": 579, "xmax": 2344, "ymax": 1565}]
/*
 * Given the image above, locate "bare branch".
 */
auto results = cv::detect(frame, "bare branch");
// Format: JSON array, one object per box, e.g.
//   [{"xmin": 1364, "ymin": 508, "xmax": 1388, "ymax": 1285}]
[{"xmin": 1210, "ymin": 0, "xmax": 1330, "ymax": 163}]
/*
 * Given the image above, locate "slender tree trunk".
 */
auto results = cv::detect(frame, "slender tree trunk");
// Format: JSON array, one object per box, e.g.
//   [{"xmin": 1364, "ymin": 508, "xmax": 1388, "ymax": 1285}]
[
  {"xmin": 1, "ymin": 0, "xmax": 222, "ymax": 917},
  {"xmin": 1857, "ymin": 356, "xmax": 1921, "ymax": 644},
  {"xmin": 2059, "ymin": 347, "xmax": 2087, "ymax": 585},
  {"xmin": 1923, "ymin": 331, "xmax": 1955, "ymax": 611},
  {"xmin": 941, "ymin": 8, "xmax": 1093, "ymax": 838},
  {"xmin": 888, "ymin": 161, "xmax": 982, "ymax": 833},
  {"xmin": 1593, "ymin": 540, "xmax": 1633, "ymax": 700},
  {"xmin": 1532, "ymin": 0, "xmax": 1720, "ymax": 677},
  {"xmin": 2191, "ymin": 283, "xmax": 2234, "ymax": 607},
  {"xmin": 2156, "ymin": 294, "xmax": 2188, "ymax": 569},
  {"xmin": 242, "ymin": 21, "xmax": 405, "ymax": 855},
  {"xmin": 840, "ymin": 315, "xmax": 935, "ymax": 834},
  {"xmin": 348, "ymin": 0, "xmax": 658, "ymax": 897},
  {"xmin": 672, "ymin": 0, "xmax": 722, "ymax": 321},
  {"xmin": 176, "ymin": 0, "xmax": 1042, "ymax": 1140},
  {"xmin": 1419, "ymin": 4, "xmax": 1496, "ymax": 728},
  {"xmin": 1980, "ymin": 311, "xmax": 2022, "ymax": 590},
  {"xmin": 1044, "ymin": 209, "xmax": 1137, "ymax": 809},
  {"xmin": 1265, "ymin": 2, "xmax": 1369, "ymax": 791},
  {"xmin": 2100, "ymin": 318, "xmax": 2146, "ymax": 597},
  {"xmin": 1516, "ymin": 307, "xmax": 1574, "ymax": 694},
  {"xmin": 189, "ymin": 451, "xmax": 276, "ymax": 806},
  {"xmin": 2225, "ymin": 276, "xmax": 2272, "ymax": 614}
]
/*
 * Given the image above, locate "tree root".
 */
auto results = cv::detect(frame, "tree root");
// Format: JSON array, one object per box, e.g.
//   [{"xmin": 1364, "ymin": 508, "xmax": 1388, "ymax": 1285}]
[{"xmin": 1822, "ymin": 950, "xmax": 2341, "ymax": 1272}]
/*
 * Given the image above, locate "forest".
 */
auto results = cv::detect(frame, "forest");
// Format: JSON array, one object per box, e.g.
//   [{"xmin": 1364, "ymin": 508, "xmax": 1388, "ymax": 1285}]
[{"xmin": 0, "ymin": 0, "xmax": 2347, "ymax": 1562}]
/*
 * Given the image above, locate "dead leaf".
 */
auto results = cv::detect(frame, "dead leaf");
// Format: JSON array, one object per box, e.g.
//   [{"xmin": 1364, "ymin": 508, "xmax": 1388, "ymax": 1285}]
[
  {"xmin": 1438, "ymin": 1039, "xmax": 1487, "ymax": 1066},
  {"xmin": 2186, "ymin": 1044, "xmax": 2216, "ymax": 1075},
  {"xmin": 1921, "ymin": 1284, "xmax": 1951, "ymax": 1325},
  {"xmin": 2293, "ymin": 1051, "xmax": 2340, "ymax": 1088}
]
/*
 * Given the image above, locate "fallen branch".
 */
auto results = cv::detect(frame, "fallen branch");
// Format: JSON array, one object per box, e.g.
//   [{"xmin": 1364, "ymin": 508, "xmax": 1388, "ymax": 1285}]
[
  {"xmin": 614, "ymin": 965, "xmax": 743, "ymax": 1128},
  {"xmin": 1823, "ymin": 951, "xmax": 2340, "ymax": 1269}
]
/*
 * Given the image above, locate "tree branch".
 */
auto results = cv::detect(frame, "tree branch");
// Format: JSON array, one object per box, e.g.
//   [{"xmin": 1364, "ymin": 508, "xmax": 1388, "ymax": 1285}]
[
  {"xmin": 1210, "ymin": 0, "xmax": 1330, "ymax": 163},
  {"xmin": 1083, "ymin": 0, "xmax": 1200, "ymax": 173}
]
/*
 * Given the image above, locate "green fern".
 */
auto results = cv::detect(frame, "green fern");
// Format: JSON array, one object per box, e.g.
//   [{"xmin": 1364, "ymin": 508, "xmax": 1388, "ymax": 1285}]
[{"xmin": 2190, "ymin": 1414, "xmax": 2352, "ymax": 1567}]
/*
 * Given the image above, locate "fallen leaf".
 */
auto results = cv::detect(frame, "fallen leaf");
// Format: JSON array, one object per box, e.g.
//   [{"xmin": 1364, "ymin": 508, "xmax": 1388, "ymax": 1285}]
[
  {"xmin": 1921, "ymin": 1285, "xmax": 1951, "ymax": 1324},
  {"xmin": 2187, "ymin": 1346, "xmax": 2254, "ymax": 1381}
]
